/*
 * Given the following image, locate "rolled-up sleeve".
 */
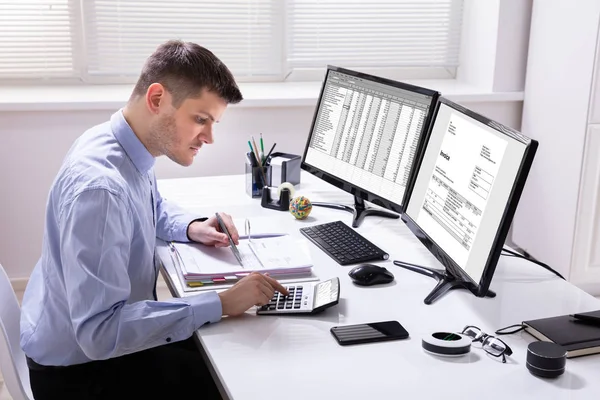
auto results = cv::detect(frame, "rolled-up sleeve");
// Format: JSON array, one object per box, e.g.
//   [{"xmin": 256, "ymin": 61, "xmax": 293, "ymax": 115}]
[
  {"xmin": 155, "ymin": 186, "xmax": 203, "ymax": 242},
  {"xmin": 60, "ymin": 188, "xmax": 221, "ymax": 361}
]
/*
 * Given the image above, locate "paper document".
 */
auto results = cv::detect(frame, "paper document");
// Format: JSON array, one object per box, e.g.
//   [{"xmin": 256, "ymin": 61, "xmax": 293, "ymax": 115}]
[{"xmin": 173, "ymin": 235, "xmax": 313, "ymax": 279}]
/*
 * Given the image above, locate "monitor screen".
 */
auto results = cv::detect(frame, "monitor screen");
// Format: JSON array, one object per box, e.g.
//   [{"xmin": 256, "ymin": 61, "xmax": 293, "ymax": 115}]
[
  {"xmin": 403, "ymin": 98, "xmax": 537, "ymax": 293},
  {"xmin": 301, "ymin": 66, "xmax": 439, "ymax": 224}
]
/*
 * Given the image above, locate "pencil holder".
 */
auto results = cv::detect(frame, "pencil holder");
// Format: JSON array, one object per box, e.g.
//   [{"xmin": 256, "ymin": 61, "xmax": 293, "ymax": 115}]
[{"xmin": 245, "ymin": 160, "xmax": 272, "ymax": 198}]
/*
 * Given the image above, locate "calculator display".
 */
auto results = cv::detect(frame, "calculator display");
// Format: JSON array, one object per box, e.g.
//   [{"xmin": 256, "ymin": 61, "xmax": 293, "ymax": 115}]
[{"xmin": 314, "ymin": 279, "xmax": 339, "ymax": 308}]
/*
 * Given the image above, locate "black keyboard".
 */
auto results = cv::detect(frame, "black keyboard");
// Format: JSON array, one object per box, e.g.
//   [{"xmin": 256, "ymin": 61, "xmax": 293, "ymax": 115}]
[{"xmin": 299, "ymin": 220, "xmax": 389, "ymax": 265}]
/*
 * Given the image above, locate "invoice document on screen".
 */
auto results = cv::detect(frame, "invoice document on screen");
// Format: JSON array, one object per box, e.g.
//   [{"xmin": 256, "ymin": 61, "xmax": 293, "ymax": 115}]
[{"xmin": 416, "ymin": 112, "xmax": 507, "ymax": 268}]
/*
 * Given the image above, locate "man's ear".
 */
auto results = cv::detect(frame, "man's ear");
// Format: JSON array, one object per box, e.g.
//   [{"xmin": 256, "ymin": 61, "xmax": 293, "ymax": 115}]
[{"xmin": 146, "ymin": 83, "xmax": 165, "ymax": 114}]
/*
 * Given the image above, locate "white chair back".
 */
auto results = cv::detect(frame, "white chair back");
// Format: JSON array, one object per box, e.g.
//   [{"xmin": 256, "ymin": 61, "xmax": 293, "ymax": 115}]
[{"xmin": 0, "ymin": 262, "xmax": 33, "ymax": 400}]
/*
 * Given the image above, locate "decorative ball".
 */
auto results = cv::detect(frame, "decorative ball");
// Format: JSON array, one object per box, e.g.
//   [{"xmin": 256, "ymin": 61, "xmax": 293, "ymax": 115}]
[{"xmin": 289, "ymin": 196, "xmax": 312, "ymax": 219}]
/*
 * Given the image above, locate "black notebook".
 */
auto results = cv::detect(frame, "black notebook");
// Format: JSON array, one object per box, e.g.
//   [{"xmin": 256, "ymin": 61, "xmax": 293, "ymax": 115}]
[{"xmin": 523, "ymin": 312, "xmax": 600, "ymax": 358}]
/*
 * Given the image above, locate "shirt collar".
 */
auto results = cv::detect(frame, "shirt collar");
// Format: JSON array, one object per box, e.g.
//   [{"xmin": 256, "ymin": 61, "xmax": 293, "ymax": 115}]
[{"xmin": 111, "ymin": 109, "xmax": 155, "ymax": 175}]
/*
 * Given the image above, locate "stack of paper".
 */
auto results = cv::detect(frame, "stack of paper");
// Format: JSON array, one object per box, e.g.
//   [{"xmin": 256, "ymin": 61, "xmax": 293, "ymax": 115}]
[{"xmin": 168, "ymin": 235, "xmax": 316, "ymax": 291}]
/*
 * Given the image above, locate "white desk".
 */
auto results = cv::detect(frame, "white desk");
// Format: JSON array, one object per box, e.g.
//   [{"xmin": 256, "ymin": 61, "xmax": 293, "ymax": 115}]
[{"xmin": 156, "ymin": 172, "xmax": 600, "ymax": 400}]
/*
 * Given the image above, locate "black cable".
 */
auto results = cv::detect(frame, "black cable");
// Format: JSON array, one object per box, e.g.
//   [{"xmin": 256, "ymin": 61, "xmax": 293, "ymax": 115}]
[{"xmin": 501, "ymin": 247, "xmax": 566, "ymax": 280}]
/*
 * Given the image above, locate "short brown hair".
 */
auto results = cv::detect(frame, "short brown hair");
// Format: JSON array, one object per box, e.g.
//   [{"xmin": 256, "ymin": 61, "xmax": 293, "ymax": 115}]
[{"xmin": 131, "ymin": 40, "xmax": 243, "ymax": 107}]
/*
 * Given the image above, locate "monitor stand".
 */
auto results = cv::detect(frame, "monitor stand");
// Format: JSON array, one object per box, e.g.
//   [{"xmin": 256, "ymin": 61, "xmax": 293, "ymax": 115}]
[
  {"xmin": 392, "ymin": 260, "xmax": 496, "ymax": 304},
  {"xmin": 312, "ymin": 195, "xmax": 399, "ymax": 228}
]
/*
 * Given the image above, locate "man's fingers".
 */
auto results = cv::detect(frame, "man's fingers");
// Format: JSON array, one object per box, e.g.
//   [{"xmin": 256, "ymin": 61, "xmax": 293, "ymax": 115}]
[
  {"xmin": 260, "ymin": 292, "xmax": 270, "ymax": 306},
  {"xmin": 263, "ymin": 274, "xmax": 289, "ymax": 295},
  {"xmin": 209, "ymin": 230, "xmax": 228, "ymax": 244},
  {"xmin": 221, "ymin": 212, "xmax": 240, "ymax": 244},
  {"xmin": 256, "ymin": 279, "xmax": 275, "ymax": 301},
  {"xmin": 254, "ymin": 283, "xmax": 271, "ymax": 306}
]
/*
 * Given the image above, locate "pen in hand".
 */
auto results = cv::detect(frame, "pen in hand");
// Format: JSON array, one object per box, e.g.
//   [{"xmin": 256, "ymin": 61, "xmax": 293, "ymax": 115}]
[{"xmin": 215, "ymin": 213, "xmax": 244, "ymax": 267}]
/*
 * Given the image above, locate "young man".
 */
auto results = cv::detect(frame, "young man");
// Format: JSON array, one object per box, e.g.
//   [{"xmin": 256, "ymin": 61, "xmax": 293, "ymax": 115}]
[{"xmin": 20, "ymin": 40, "xmax": 288, "ymax": 400}]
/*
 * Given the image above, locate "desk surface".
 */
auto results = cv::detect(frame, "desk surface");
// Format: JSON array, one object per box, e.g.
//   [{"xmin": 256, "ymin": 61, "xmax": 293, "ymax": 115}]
[{"xmin": 157, "ymin": 172, "xmax": 600, "ymax": 400}]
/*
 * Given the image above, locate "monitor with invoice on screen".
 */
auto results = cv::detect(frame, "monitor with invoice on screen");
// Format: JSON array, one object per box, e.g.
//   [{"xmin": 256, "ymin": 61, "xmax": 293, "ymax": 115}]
[
  {"xmin": 395, "ymin": 97, "xmax": 538, "ymax": 304},
  {"xmin": 301, "ymin": 65, "xmax": 440, "ymax": 228}
]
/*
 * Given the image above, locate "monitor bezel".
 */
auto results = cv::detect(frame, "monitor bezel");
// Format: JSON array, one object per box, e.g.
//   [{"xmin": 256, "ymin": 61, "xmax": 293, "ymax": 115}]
[
  {"xmin": 300, "ymin": 65, "xmax": 440, "ymax": 215},
  {"xmin": 401, "ymin": 97, "xmax": 538, "ymax": 297}
]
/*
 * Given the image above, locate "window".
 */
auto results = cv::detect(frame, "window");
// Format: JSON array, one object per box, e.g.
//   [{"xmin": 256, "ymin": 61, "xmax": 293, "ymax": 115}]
[
  {"xmin": 0, "ymin": 0, "xmax": 80, "ymax": 80},
  {"xmin": 0, "ymin": 0, "xmax": 464, "ymax": 84}
]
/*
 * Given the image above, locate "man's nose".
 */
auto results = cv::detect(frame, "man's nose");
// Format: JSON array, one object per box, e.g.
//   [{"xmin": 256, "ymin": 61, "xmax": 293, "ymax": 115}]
[{"xmin": 200, "ymin": 125, "xmax": 214, "ymax": 144}]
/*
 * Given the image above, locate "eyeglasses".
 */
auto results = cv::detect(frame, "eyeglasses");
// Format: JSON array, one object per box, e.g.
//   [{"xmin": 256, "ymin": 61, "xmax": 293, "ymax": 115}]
[{"xmin": 461, "ymin": 325, "xmax": 513, "ymax": 363}]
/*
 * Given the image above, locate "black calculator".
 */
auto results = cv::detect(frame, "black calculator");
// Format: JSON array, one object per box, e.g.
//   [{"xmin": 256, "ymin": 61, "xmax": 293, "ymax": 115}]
[{"xmin": 257, "ymin": 277, "xmax": 340, "ymax": 315}]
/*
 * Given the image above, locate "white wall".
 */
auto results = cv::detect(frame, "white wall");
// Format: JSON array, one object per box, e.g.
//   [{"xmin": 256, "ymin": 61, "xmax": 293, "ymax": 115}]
[
  {"xmin": 0, "ymin": 100, "xmax": 522, "ymax": 280},
  {"xmin": 512, "ymin": 0, "xmax": 600, "ymax": 290},
  {"xmin": 457, "ymin": 0, "xmax": 532, "ymax": 92},
  {"xmin": 0, "ymin": 0, "xmax": 532, "ymax": 281}
]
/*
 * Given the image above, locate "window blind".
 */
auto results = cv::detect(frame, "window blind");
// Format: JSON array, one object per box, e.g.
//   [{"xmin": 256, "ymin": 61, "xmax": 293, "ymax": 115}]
[
  {"xmin": 0, "ymin": 0, "xmax": 465, "ymax": 83},
  {"xmin": 0, "ymin": 0, "xmax": 80, "ymax": 80},
  {"xmin": 81, "ymin": 0, "xmax": 283, "ymax": 82},
  {"xmin": 287, "ymin": 0, "xmax": 463, "ymax": 71}
]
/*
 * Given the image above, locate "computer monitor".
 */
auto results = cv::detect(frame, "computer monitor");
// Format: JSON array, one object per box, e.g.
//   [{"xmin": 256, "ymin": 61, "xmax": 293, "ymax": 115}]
[
  {"xmin": 301, "ymin": 66, "xmax": 440, "ymax": 228},
  {"xmin": 396, "ymin": 97, "xmax": 538, "ymax": 304}
]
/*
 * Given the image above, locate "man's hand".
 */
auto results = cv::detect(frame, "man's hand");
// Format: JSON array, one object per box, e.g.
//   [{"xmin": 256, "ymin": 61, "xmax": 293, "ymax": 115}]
[
  {"xmin": 187, "ymin": 213, "xmax": 239, "ymax": 247},
  {"xmin": 218, "ymin": 272, "xmax": 290, "ymax": 317}
]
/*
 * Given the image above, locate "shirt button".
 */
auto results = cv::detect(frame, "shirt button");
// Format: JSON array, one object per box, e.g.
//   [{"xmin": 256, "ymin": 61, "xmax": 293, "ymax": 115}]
[{"xmin": 166, "ymin": 337, "xmax": 172, "ymax": 343}]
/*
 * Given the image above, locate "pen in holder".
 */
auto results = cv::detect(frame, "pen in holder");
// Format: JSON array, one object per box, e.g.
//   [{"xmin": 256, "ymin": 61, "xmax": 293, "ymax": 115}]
[{"xmin": 245, "ymin": 155, "xmax": 272, "ymax": 198}]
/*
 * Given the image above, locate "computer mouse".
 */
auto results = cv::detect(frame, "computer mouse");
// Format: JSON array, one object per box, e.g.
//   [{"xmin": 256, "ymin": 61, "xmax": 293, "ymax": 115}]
[{"xmin": 348, "ymin": 264, "xmax": 395, "ymax": 286}]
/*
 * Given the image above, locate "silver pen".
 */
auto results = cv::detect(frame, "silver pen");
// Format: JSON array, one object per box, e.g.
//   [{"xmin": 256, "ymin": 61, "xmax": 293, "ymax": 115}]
[{"xmin": 215, "ymin": 213, "xmax": 244, "ymax": 267}]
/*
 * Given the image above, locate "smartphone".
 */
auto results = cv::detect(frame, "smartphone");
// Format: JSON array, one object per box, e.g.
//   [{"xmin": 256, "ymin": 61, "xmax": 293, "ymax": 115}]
[{"xmin": 330, "ymin": 320, "xmax": 409, "ymax": 346}]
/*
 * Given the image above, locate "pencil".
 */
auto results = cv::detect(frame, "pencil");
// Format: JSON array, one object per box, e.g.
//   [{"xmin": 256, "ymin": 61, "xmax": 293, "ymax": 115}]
[
  {"xmin": 251, "ymin": 136, "xmax": 260, "ymax": 163},
  {"xmin": 259, "ymin": 133, "xmax": 265, "ymax": 164},
  {"xmin": 252, "ymin": 136, "xmax": 268, "ymax": 187}
]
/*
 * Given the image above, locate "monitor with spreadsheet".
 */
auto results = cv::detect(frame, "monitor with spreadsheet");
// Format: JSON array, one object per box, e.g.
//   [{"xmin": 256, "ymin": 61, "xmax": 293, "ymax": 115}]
[
  {"xmin": 301, "ymin": 65, "xmax": 440, "ymax": 228},
  {"xmin": 396, "ymin": 97, "xmax": 538, "ymax": 304}
]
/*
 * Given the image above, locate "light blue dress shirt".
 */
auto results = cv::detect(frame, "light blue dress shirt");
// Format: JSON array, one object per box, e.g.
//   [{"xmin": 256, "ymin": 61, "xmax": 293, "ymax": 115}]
[{"xmin": 20, "ymin": 110, "xmax": 222, "ymax": 366}]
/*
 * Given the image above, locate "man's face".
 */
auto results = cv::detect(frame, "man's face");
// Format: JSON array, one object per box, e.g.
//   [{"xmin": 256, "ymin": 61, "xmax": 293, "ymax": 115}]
[{"xmin": 149, "ymin": 89, "xmax": 228, "ymax": 167}]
